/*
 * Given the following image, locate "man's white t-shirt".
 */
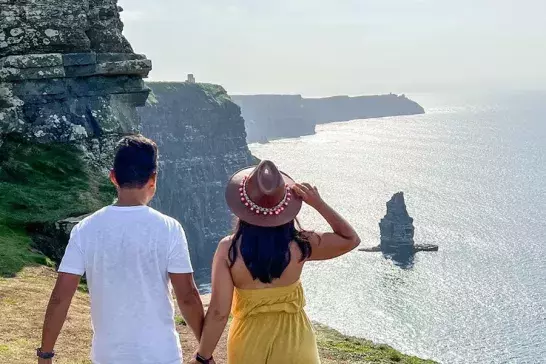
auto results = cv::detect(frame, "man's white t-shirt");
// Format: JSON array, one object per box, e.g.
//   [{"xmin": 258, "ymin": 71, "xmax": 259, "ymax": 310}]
[{"xmin": 59, "ymin": 205, "xmax": 193, "ymax": 364}]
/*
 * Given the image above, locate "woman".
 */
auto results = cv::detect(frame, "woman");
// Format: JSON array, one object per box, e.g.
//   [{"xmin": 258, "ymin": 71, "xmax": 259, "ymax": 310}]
[{"xmin": 191, "ymin": 160, "xmax": 360, "ymax": 364}]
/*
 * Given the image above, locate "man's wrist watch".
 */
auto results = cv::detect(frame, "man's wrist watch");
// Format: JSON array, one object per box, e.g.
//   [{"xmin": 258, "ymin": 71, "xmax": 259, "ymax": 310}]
[
  {"xmin": 195, "ymin": 353, "xmax": 213, "ymax": 364},
  {"xmin": 36, "ymin": 347, "xmax": 55, "ymax": 359}
]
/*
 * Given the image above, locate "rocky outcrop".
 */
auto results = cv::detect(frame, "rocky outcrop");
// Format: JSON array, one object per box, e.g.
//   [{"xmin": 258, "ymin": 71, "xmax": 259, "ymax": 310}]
[
  {"xmin": 232, "ymin": 94, "xmax": 424, "ymax": 143},
  {"xmin": 231, "ymin": 95, "xmax": 315, "ymax": 143},
  {"xmin": 139, "ymin": 82, "xmax": 255, "ymax": 266},
  {"xmin": 0, "ymin": 0, "xmax": 151, "ymax": 167},
  {"xmin": 360, "ymin": 192, "xmax": 438, "ymax": 267}
]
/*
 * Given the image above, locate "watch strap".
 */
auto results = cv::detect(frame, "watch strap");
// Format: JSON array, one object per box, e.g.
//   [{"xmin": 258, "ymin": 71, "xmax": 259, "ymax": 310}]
[
  {"xmin": 36, "ymin": 348, "xmax": 55, "ymax": 359},
  {"xmin": 196, "ymin": 353, "xmax": 212, "ymax": 364}
]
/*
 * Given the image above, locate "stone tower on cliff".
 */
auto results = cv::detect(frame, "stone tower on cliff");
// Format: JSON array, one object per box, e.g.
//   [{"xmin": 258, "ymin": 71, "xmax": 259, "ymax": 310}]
[{"xmin": 0, "ymin": 0, "xmax": 151, "ymax": 166}]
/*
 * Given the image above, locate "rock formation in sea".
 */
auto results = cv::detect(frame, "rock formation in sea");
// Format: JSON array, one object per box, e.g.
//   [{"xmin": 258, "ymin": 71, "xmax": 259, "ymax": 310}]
[
  {"xmin": 379, "ymin": 192, "xmax": 416, "ymax": 254},
  {"xmin": 138, "ymin": 82, "xmax": 256, "ymax": 266},
  {"xmin": 0, "ymin": 0, "xmax": 150, "ymax": 266},
  {"xmin": 231, "ymin": 94, "xmax": 315, "ymax": 144},
  {"xmin": 231, "ymin": 94, "xmax": 425, "ymax": 143},
  {"xmin": 360, "ymin": 192, "xmax": 438, "ymax": 268}
]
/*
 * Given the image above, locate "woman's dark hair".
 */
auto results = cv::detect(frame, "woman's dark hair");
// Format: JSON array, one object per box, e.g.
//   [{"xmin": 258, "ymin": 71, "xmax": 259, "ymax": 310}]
[
  {"xmin": 113, "ymin": 134, "xmax": 158, "ymax": 188},
  {"xmin": 228, "ymin": 218, "xmax": 312, "ymax": 284}
]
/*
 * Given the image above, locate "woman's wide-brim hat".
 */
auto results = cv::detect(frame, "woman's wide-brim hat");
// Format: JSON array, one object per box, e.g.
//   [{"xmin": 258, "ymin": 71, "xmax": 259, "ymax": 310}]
[{"xmin": 225, "ymin": 160, "xmax": 302, "ymax": 227}]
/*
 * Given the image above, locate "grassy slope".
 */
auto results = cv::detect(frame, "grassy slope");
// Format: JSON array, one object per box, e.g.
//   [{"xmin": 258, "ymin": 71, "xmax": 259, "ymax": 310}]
[{"xmin": 0, "ymin": 135, "xmax": 114, "ymax": 277}]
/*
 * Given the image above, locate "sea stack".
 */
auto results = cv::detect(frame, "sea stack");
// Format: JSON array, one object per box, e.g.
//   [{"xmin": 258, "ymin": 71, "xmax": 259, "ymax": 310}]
[
  {"xmin": 379, "ymin": 192, "xmax": 415, "ymax": 254},
  {"xmin": 360, "ymin": 192, "xmax": 438, "ymax": 267}
]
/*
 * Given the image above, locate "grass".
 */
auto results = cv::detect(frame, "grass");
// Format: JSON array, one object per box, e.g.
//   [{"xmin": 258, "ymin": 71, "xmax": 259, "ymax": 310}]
[
  {"xmin": 0, "ymin": 225, "xmax": 53, "ymax": 277},
  {"xmin": 315, "ymin": 324, "xmax": 437, "ymax": 364},
  {"xmin": 175, "ymin": 315, "xmax": 187, "ymax": 326},
  {"xmin": 0, "ymin": 135, "xmax": 114, "ymax": 277},
  {"xmin": 146, "ymin": 82, "xmax": 233, "ymax": 107}
]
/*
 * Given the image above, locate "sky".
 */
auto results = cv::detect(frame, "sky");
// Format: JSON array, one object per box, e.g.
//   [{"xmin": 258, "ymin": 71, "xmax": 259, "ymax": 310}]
[{"xmin": 118, "ymin": 0, "xmax": 546, "ymax": 96}]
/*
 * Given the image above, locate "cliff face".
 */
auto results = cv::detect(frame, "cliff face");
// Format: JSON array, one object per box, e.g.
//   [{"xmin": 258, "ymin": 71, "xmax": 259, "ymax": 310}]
[
  {"xmin": 0, "ymin": 0, "xmax": 149, "ymax": 275},
  {"xmin": 0, "ymin": 0, "xmax": 151, "ymax": 167},
  {"xmin": 231, "ymin": 95, "xmax": 315, "ymax": 143},
  {"xmin": 232, "ymin": 94, "xmax": 425, "ymax": 143},
  {"xmin": 139, "ymin": 83, "xmax": 255, "ymax": 266},
  {"xmin": 304, "ymin": 94, "xmax": 425, "ymax": 124}
]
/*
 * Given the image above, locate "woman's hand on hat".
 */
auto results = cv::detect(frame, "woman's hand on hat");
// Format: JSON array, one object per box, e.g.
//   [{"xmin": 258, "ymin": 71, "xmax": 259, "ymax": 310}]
[{"xmin": 292, "ymin": 183, "xmax": 323, "ymax": 208}]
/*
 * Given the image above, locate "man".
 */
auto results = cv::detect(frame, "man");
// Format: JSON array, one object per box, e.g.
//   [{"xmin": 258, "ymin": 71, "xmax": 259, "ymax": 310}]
[{"xmin": 38, "ymin": 135, "xmax": 204, "ymax": 364}]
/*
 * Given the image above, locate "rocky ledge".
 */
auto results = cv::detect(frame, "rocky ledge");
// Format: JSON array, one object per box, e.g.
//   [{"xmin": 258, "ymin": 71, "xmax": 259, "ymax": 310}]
[{"xmin": 1, "ymin": 0, "xmax": 151, "ymax": 166}]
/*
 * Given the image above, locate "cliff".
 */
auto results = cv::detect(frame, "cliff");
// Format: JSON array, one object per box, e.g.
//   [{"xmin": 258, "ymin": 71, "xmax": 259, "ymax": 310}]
[
  {"xmin": 0, "ymin": 0, "xmax": 150, "ymax": 276},
  {"xmin": 303, "ymin": 94, "xmax": 425, "ymax": 124},
  {"xmin": 232, "ymin": 94, "xmax": 425, "ymax": 143},
  {"xmin": 138, "ymin": 82, "xmax": 255, "ymax": 266},
  {"xmin": 231, "ymin": 94, "xmax": 315, "ymax": 143}
]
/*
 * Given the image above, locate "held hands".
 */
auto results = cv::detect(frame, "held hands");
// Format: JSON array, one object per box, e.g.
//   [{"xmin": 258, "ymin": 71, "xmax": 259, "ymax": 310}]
[
  {"xmin": 189, "ymin": 350, "xmax": 216, "ymax": 364},
  {"xmin": 189, "ymin": 357, "xmax": 216, "ymax": 364},
  {"xmin": 292, "ymin": 183, "xmax": 324, "ymax": 209}
]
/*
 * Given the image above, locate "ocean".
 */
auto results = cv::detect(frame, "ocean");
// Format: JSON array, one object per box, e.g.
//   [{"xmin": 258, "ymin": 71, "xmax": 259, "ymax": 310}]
[{"xmin": 248, "ymin": 92, "xmax": 546, "ymax": 364}]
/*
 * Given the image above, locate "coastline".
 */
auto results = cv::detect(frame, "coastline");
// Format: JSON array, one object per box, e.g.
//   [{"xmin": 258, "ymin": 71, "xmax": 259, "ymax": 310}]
[{"xmin": 0, "ymin": 267, "xmax": 436, "ymax": 364}]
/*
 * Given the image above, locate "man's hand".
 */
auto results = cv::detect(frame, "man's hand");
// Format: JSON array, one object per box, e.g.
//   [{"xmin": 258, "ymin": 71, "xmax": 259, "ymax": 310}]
[
  {"xmin": 169, "ymin": 273, "xmax": 204, "ymax": 341},
  {"xmin": 188, "ymin": 357, "xmax": 216, "ymax": 364},
  {"xmin": 39, "ymin": 272, "xmax": 81, "ymax": 364}
]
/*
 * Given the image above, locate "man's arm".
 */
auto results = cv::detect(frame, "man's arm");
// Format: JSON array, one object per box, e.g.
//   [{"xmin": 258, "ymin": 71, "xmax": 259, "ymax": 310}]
[
  {"xmin": 170, "ymin": 273, "xmax": 204, "ymax": 340},
  {"xmin": 40, "ymin": 273, "xmax": 81, "ymax": 353}
]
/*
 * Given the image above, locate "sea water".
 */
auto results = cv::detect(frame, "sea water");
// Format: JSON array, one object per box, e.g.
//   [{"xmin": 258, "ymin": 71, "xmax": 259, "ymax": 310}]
[{"xmin": 249, "ymin": 91, "xmax": 546, "ymax": 364}]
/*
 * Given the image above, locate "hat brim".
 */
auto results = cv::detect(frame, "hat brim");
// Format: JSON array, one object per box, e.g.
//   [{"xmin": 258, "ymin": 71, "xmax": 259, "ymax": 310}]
[{"xmin": 225, "ymin": 166, "xmax": 302, "ymax": 227}]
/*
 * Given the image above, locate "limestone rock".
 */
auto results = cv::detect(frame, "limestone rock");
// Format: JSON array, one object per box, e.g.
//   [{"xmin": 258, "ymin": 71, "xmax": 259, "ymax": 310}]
[
  {"xmin": 360, "ymin": 192, "xmax": 438, "ymax": 267},
  {"xmin": 379, "ymin": 192, "xmax": 415, "ymax": 253},
  {"xmin": 0, "ymin": 0, "xmax": 151, "ymax": 168}
]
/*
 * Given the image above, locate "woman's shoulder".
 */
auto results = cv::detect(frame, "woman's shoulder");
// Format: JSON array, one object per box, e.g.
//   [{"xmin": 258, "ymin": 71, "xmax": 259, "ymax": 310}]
[
  {"xmin": 216, "ymin": 235, "xmax": 234, "ymax": 256},
  {"xmin": 220, "ymin": 235, "xmax": 234, "ymax": 245}
]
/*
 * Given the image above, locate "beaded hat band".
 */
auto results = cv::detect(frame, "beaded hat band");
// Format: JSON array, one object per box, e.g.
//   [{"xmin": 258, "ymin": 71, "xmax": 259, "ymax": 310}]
[{"xmin": 239, "ymin": 175, "xmax": 292, "ymax": 215}]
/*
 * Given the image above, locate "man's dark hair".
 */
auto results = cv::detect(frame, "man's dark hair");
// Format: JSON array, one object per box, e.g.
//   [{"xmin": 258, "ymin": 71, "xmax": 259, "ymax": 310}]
[{"xmin": 113, "ymin": 135, "xmax": 158, "ymax": 188}]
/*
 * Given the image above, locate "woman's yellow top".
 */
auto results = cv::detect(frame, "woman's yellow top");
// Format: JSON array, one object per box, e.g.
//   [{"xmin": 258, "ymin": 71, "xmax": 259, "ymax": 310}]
[{"xmin": 228, "ymin": 280, "xmax": 320, "ymax": 364}]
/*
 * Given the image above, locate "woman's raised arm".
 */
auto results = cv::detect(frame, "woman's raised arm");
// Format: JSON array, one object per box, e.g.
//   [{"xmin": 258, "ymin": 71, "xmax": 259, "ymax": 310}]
[{"xmin": 292, "ymin": 183, "xmax": 361, "ymax": 261}]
